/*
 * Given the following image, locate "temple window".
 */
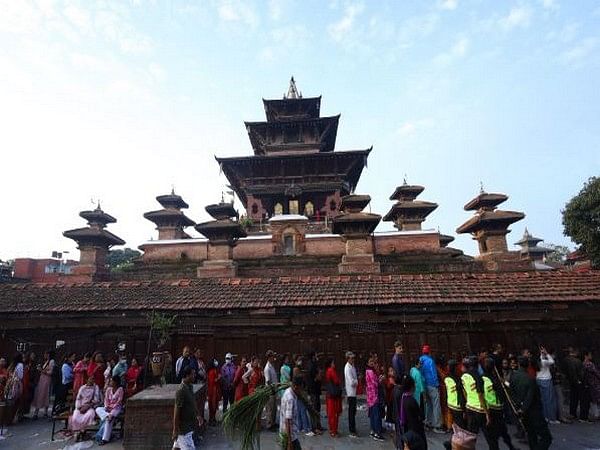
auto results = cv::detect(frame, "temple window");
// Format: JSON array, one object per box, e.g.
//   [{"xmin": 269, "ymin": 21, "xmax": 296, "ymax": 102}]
[
  {"xmin": 274, "ymin": 203, "xmax": 283, "ymax": 215},
  {"xmin": 251, "ymin": 203, "xmax": 259, "ymax": 215},
  {"xmin": 304, "ymin": 201, "xmax": 314, "ymax": 217},
  {"xmin": 283, "ymin": 235, "xmax": 295, "ymax": 255},
  {"xmin": 289, "ymin": 200, "xmax": 299, "ymax": 215},
  {"xmin": 330, "ymin": 199, "xmax": 337, "ymax": 211}
]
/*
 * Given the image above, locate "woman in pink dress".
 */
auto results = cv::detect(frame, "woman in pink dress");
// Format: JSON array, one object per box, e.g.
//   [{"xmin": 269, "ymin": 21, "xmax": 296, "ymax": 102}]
[
  {"xmin": 31, "ymin": 350, "xmax": 55, "ymax": 418},
  {"xmin": 95, "ymin": 375, "xmax": 124, "ymax": 445},
  {"xmin": 72, "ymin": 353, "xmax": 91, "ymax": 399},
  {"xmin": 69, "ymin": 376, "xmax": 101, "ymax": 441}
]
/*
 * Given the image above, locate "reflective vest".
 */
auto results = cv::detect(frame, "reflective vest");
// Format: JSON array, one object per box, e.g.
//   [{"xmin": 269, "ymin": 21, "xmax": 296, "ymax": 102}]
[
  {"xmin": 461, "ymin": 373, "xmax": 485, "ymax": 413},
  {"xmin": 444, "ymin": 376, "xmax": 462, "ymax": 411},
  {"xmin": 483, "ymin": 375, "xmax": 502, "ymax": 410}
]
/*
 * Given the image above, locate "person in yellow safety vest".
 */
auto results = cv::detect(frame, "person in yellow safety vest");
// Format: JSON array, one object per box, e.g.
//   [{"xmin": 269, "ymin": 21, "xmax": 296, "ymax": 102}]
[
  {"xmin": 444, "ymin": 359, "xmax": 466, "ymax": 429},
  {"xmin": 482, "ymin": 357, "xmax": 518, "ymax": 450},
  {"xmin": 461, "ymin": 356, "xmax": 493, "ymax": 445}
]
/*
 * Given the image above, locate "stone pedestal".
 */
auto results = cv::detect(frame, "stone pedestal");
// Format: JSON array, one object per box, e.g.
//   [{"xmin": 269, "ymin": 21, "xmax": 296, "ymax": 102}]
[
  {"xmin": 124, "ymin": 384, "xmax": 203, "ymax": 450},
  {"xmin": 197, "ymin": 259, "xmax": 238, "ymax": 278},
  {"xmin": 338, "ymin": 254, "xmax": 380, "ymax": 274}
]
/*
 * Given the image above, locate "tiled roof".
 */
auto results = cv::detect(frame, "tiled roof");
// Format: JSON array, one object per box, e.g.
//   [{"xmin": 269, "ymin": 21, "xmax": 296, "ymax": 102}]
[{"xmin": 0, "ymin": 271, "xmax": 598, "ymax": 314}]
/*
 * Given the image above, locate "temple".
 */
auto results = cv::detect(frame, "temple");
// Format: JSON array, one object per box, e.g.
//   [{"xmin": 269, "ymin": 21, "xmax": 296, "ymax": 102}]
[
  {"xmin": 1, "ymin": 78, "xmax": 599, "ymax": 380},
  {"xmin": 217, "ymin": 77, "xmax": 370, "ymax": 233}
]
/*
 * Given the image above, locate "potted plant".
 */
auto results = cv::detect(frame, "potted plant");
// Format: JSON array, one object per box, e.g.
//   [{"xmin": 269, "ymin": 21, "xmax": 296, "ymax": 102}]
[{"xmin": 147, "ymin": 311, "xmax": 177, "ymax": 381}]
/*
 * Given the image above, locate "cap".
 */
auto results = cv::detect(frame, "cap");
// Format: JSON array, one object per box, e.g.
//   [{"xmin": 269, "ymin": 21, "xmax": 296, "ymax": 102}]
[
  {"xmin": 345, "ymin": 351, "xmax": 355, "ymax": 359},
  {"xmin": 225, "ymin": 352, "xmax": 233, "ymax": 359},
  {"xmin": 422, "ymin": 345, "xmax": 430, "ymax": 354}
]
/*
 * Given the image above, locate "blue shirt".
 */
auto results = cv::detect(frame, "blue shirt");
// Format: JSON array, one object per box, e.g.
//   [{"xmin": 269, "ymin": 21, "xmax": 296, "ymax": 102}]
[
  {"xmin": 62, "ymin": 362, "xmax": 74, "ymax": 385},
  {"xmin": 419, "ymin": 354, "xmax": 439, "ymax": 388},
  {"xmin": 392, "ymin": 353, "xmax": 405, "ymax": 381}
]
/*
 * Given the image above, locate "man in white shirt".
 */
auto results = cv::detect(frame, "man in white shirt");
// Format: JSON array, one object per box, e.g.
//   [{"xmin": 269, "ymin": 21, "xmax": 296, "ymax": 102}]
[
  {"xmin": 264, "ymin": 350, "xmax": 279, "ymax": 430},
  {"xmin": 280, "ymin": 376, "xmax": 303, "ymax": 450},
  {"xmin": 344, "ymin": 351, "xmax": 359, "ymax": 437}
]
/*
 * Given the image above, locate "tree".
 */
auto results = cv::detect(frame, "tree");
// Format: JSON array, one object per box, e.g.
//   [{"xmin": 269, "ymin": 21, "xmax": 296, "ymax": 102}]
[
  {"xmin": 562, "ymin": 176, "xmax": 600, "ymax": 267},
  {"xmin": 544, "ymin": 243, "xmax": 570, "ymax": 265},
  {"xmin": 106, "ymin": 247, "xmax": 141, "ymax": 269}
]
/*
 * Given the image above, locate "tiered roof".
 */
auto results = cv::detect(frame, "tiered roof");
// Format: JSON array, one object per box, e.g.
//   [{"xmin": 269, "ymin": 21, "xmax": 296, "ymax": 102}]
[
  {"xmin": 383, "ymin": 182, "xmax": 438, "ymax": 230},
  {"xmin": 63, "ymin": 205, "xmax": 125, "ymax": 248}
]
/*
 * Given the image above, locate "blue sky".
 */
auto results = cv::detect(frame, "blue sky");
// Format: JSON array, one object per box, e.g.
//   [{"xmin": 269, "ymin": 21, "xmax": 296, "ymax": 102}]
[{"xmin": 1, "ymin": 0, "xmax": 599, "ymax": 260}]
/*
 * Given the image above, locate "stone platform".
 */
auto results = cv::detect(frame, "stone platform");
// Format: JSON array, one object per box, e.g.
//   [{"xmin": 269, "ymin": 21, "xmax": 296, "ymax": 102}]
[{"xmin": 123, "ymin": 383, "xmax": 203, "ymax": 450}]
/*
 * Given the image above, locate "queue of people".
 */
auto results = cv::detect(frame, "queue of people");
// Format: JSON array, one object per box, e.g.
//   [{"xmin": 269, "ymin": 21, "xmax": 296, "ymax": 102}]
[
  {"xmin": 0, "ymin": 349, "xmax": 144, "ymax": 444},
  {"xmin": 169, "ymin": 343, "xmax": 600, "ymax": 450}
]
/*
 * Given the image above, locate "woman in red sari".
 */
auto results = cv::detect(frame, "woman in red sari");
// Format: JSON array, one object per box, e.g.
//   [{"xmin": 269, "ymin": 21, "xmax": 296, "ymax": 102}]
[
  {"xmin": 207, "ymin": 358, "xmax": 222, "ymax": 426},
  {"xmin": 325, "ymin": 357, "xmax": 342, "ymax": 437},
  {"xmin": 87, "ymin": 352, "xmax": 105, "ymax": 393},
  {"xmin": 233, "ymin": 356, "xmax": 248, "ymax": 402},
  {"xmin": 125, "ymin": 357, "xmax": 142, "ymax": 397},
  {"xmin": 72, "ymin": 353, "xmax": 91, "ymax": 402}
]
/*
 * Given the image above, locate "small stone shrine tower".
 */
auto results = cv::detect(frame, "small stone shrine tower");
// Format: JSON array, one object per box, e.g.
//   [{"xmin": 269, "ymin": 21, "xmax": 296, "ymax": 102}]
[
  {"xmin": 195, "ymin": 201, "xmax": 247, "ymax": 278},
  {"xmin": 514, "ymin": 228, "xmax": 554, "ymax": 261},
  {"xmin": 383, "ymin": 181, "xmax": 438, "ymax": 231},
  {"xmin": 63, "ymin": 204, "xmax": 125, "ymax": 281},
  {"xmin": 456, "ymin": 190, "xmax": 524, "ymax": 256},
  {"xmin": 143, "ymin": 190, "xmax": 195, "ymax": 240},
  {"xmin": 333, "ymin": 194, "xmax": 381, "ymax": 274}
]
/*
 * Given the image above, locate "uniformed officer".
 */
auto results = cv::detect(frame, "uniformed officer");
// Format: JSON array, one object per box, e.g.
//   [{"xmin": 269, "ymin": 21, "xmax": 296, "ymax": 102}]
[
  {"xmin": 444, "ymin": 359, "xmax": 466, "ymax": 429},
  {"xmin": 482, "ymin": 357, "xmax": 517, "ymax": 450}
]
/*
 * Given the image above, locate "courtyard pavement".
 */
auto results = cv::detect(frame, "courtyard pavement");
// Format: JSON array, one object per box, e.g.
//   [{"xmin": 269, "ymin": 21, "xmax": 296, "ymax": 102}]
[{"xmin": 2, "ymin": 403, "xmax": 600, "ymax": 449}]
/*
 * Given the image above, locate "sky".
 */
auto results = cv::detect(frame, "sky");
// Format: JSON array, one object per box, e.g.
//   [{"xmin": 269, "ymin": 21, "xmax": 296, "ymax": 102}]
[{"xmin": 1, "ymin": 0, "xmax": 599, "ymax": 261}]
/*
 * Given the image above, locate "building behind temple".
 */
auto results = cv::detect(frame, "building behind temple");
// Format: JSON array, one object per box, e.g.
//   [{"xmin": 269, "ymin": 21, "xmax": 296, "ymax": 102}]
[{"xmin": 1, "ymin": 79, "xmax": 599, "ymax": 366}]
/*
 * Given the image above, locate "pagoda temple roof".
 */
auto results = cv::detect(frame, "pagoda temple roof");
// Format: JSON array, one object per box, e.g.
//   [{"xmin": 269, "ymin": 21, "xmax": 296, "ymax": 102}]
[
  {"xmin": 216, "ymin": 148, "xmax": 371, "ymax": 204},
  {"xmin": 383, "ymin": 201, "xmax": 439, "ymax": 222},
  {"xmin": 332, "ymin": 212, "xmax": 381, "ymax": 235},
  {"xmin": 439, "ymin": 234, "xmax": 455, "ymax": 247},
  {"xmin": 143, "ymin": 209, "xmax": 195, "ymax": 227},
  {"xmin": 389, "ymin": 184, "xmax": 425, "ymax": 201},
  {"xmin": 79, "ymin": 208, "xmax": 117, "ymax": 227},
  {"xmin": 456, "ymin": 210, "xmax": 525, "ymax": 234},
  {"xmin": 156, "ymin": 193, "xmax": 189, "ymax": 210},
  {"xmin": 262, "ymin": 96, "xmax": 321, "ymax": 122},
  {"xmin": 464, "ymin": 192, "xmax": 509, "ymax": 211},
  {"xmin": 63, "ymin": 227, "xmax": 125, "ymax": 247},
  {"xmin": 514, "ymin": 228, "xmax": 543, "ymax": 247},
  {"xmin": 245, "ymin": 115, "xmax": 340, "ymax": 155}
]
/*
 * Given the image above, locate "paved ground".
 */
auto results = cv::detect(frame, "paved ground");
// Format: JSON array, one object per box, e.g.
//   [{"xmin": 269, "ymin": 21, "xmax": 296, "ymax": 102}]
[{"xmin": 2, "ymin": 404, "xmax": 600, "ymax": 449}]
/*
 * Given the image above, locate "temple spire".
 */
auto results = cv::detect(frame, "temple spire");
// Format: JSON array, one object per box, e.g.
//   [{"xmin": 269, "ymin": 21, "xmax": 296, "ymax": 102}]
[{"xmin": 285, "ymin": 76, "xmax": 301, "ymax": 99}]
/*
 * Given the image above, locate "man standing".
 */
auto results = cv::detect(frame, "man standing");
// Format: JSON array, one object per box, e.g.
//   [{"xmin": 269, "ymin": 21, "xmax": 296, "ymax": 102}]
[
  {"xmin": 564, "ymin": 347, "xmax": 584, "ymax": 420},
  {"xmin": 175, "ymin": 347, "xmax": 192, "ymax": 384},
  {"xmin": 419, "ymin": 345, "xmax": 444, "ymax": 433},
  {"xmin": 172, "ymin": 366, "xmax": 199, "ymax": 450},
  {"xmin": 510, "ymin": 356, "xmax": 552, "ymax": 450},
  {"xmin": 344, "ymin": 351, "xmax": 359, "ymax": 438},
  {"xmin": 264, "ymin": 350, "xmax": 278, "ymax": 431},
  {"xmin": 392, "ymin": 341, "xmax": 405, "ymax": 385},
  {"xmin": 220, "ymin": 353, "xmax": 236, "ymax": 414},
  {"xmin": 306, "ymin": 352, "xmax": 323, "ymax": 433},
  {"xmin": 280, "ymin": 376, "xmax": 304, "ymax": 450}
]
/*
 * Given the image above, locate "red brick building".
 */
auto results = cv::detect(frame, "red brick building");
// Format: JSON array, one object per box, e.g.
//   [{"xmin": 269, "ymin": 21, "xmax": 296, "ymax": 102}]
[{"xmin": 1, "ymin": 79, "xmax": 598, "ymax": 366}]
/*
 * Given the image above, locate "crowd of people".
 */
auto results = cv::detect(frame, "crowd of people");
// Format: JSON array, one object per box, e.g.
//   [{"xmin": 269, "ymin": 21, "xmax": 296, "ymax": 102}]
[
  {"xmin": 1, "ymin": 342, "xmax": 599, "ymax": 449},
  {"xmin": 0, "ymin": 350, "xmax": 143, "ymax": 444},
  {"xmin": 171, "ymin": 342, "xmax": 600, "ymax": 450}
]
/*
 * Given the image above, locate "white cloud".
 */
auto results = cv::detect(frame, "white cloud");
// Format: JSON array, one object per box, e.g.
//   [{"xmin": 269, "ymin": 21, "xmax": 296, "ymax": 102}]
[
  {"xmin": 499, "ymin": 6, "xmax": 532, "ymax": 30},
  {"xmin": 541, "ymin": 0, "xmax": 559, "ymax": 11},
  {"xmin": 63, "ymin": 4, "xmax": 91, "ymax": 30},
  {"xmin": 560, "ymin": 37, "xmax": 598, "ymax": 67},
  {"xmin": 258, "ymin": 47, "xmax": 275, "ymax": 63},
  {"xmin": 328, "ymin": 2, "xmax": 365, "ymax": 43},
  {"xmin": 268, "ymin": 0, "xmax": 284, "ymax": 21},
  {"xmin": 434, "ymin": 36, "xmax": 469, "ymax": 65},
  {"xmin": 439, "ymin": 0, "xmax": 457, "ymax": 11},
  {"xmin": 216, "ymin": 0, "xmax": 259, "ymax": 28}
]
